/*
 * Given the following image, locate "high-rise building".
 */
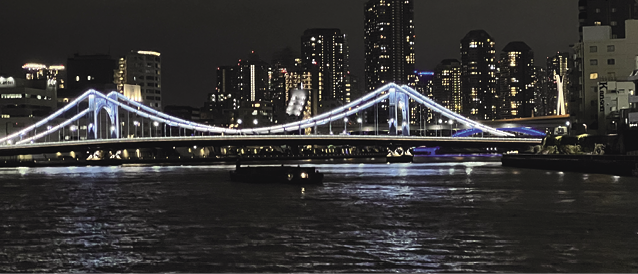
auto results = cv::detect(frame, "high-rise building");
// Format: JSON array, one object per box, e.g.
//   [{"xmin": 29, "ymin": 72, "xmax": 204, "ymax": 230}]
[
  {"xmin": 364, "ymin": 0, "xmax": 416, "ymax": 125},
  {"xmin": 432, "ymin": 59, "xmax": 462, "ymax": 113},
  {"xmin": 238, "ymin": 52, "xmax": 270, "ymax": 104},
  {"xmin": 66, "ymin": 53, "xmax": 116, "ymax": 97},
  {"xmin": 460, "ymin": 30, "xmax": 498, "ymax": 120},
  {"xmin": 498, "ymin": 41, "xmax": 535, "ymax": 119},
  {"xmin": 532, "ymin": 66, "xmax": 548, "ymax": 117},
  {"xmin": 573, "ymin": 20, "xmax": 638, "ymax": 133},
  {"xmin": 578, "ymin": 0, "xmax": 638, "ymax": 39},
  {"xmin": 546, "ymin": 52, "xmax": 570, "ymax": 116},
  {"xmin": 114, "ymin": 50, "xmax": 162, "ymax": 110},
  {"xmin": 301, "ymin": 29, "xmax": 349, "ymax": 112}
]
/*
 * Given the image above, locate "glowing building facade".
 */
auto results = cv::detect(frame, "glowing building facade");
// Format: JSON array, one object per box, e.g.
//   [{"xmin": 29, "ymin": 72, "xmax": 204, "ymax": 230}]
[{"xmin": 460, "ymin": 30, "xmax": 498, "ymax": 120}]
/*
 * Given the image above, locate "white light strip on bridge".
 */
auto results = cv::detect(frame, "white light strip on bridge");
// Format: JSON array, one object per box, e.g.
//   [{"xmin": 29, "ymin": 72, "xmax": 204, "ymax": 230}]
[
  {"xmin": 0, "ymin": 83, "xmax": 512, "ymax": 146},
  {"xmin": 16, "ymin": 108, "xmax": 91, "ymax": 145}
]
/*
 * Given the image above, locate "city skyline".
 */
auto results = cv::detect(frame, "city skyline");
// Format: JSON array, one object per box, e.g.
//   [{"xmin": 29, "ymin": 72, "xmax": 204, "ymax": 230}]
[{"xmin": 1, "ymin": 0, "xmax": 578, "ymax": 107}]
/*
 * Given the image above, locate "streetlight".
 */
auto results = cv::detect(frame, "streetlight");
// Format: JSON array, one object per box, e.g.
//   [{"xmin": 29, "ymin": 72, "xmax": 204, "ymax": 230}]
[
  {"xmin": 133, "ymin": 121, "xmax": 139, "ymax": 138},
  {"xmin": 253, "ymin": 119, "xmax": 258, "ymax": 125},
  {"xmin": 437, "ymin": 119, "xmax": 442, "ymax": 137},
  {"xmin": 110, "ymin": 126, "xmax": 115, "ymax": 139},
  {"xmin": 344, "ymin": 117, "xmax": 348, "ymax": 134},
  {"xmin": 357, "ymin": 117, "xmax": 363, "ymax": 134},
  {"xmin": 566, "ymin": 121, "xmax": 571, "ymax": 136},
  {"xmin": 70, "ymin": 125, "xmax": 77, "ymax": 141},
  {"xmin": 153, "ymin": 121, "xmax": 159, "ymax": 138},
  {"xmin": 449, "ymin": 119, "xmax": 454, "ymax": 136}
]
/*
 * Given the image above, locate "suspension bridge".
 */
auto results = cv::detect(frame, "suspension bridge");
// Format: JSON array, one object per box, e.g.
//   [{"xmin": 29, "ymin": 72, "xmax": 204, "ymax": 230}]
[{"xmin": 0, "ymin": 83, "xmax": 543, "ymax": 161}]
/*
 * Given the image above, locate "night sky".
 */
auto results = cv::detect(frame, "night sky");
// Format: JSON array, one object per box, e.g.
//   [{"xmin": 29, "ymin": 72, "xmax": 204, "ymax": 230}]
[{"xmin": 1, "ymin": 0, "xmax": 578, "ymax": 107}]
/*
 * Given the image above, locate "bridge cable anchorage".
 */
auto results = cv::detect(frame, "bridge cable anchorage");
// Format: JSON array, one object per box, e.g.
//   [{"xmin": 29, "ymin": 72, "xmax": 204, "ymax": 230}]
[{"xmin": 1, "ymin": 83, "xmax": 523, "ymax": 146}]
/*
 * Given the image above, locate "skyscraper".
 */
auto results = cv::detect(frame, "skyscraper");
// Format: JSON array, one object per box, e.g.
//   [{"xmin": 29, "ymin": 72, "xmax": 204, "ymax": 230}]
[
  {"xmin": 460, "ymin": 30, "xmax": 498, "ymax": 120},
  {"xmin": 432, "ymin": 59, "xmax": 462, "ymax": 113},
  {"xmin": 364, "ymin": 0, "xmax": 416, "ymax": 125},
  {"xmin": 578, "ymin": 0, "xmax": 638, "ymax": 39},
  {"xmin": 114, "ymin": 50, "xmax": 162, "ymax": 110},
  {"xmin": 498, "ymin": 42, "xmax": 535, "ymax": 119},
  {"xmin": 237, "ymin": 51, "xmax": 270, "ymax": 103},
  {"xmin": 301, "ymin": 29, "xmax": 349, "ymax": 112}
]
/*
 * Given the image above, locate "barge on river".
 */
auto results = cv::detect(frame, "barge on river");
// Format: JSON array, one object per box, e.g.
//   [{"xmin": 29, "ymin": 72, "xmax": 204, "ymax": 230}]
[{"xmin": 230, "ymin": 164, "xmax": 324, "ymax": 184}]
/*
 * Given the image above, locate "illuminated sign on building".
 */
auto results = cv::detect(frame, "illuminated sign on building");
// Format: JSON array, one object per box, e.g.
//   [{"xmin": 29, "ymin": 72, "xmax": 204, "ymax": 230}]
[
  {"xmin": 599, "ymin": 82, "xmax": 608, "ymax": 112},
  {"xmin": 0, "ymin": 77, "xmax": 16, "ymax": 88}
]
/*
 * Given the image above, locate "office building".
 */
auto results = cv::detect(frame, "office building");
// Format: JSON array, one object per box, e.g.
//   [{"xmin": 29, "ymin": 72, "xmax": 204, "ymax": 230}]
[
  {"xmin": 498, "ymin": 41, "xmax": 535, "ymax": 119},
  {"xmin": 460, "ymin": 30, "xmax": 498, "ymax": 120},
  {"xmin": 114, "ymin": 50, "xmax": 162, "ymax": 110},
  {"xmin": 573, "ymin": 19, "xmax": 638, "ymax": 133},
  {"xmin": 301, "ymin": 29, "xmax": 349, "ymax": 112},
  {"xmin": 0, "ymin": 76, "xmax": 57, "ymax": 138},
  {"xmin": 579, "ymin": 0, "xmax": 638, "ymax": 39}
]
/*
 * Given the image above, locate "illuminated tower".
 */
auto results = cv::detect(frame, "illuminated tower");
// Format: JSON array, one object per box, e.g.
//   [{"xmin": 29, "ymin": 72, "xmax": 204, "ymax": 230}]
[
  {"xmin": 364, "ymin": 0, "xmax": 416, "ymax": 125},
  {"xmin": 460, "ymin": 30, "xmax": 498, "ymax": 120}
]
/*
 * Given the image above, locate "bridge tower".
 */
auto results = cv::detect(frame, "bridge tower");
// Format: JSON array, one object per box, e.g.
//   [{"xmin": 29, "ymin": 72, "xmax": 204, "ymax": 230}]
[
  {"xmin": 88, "ymin": 93, "xmax": 120, "ymax": 139},
  {"xmin": 388, "ymin": 88, "xmax": 410, "ymax": 136}
]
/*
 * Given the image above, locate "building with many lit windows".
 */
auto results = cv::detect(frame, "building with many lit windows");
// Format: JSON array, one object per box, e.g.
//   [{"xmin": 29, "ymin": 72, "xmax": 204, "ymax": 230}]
[
  {"xmin": 364, "ymin": 0, "xmax": 416, "ymax": 125},
  {"xmin": 579, "ymin": 0, "xmax": 638, "ymax": 40},
  {"xmin": 460, "ymin": 30, "xmax": 498, "ymax": 120},
  {"xmin": 498, "ymin": 42, "xmax": 535, "ymax": 119},
  {"xmin": 573, "ymin": 20, "xmax": 638, "ymax": 134},
  {"xmin": 301, "ymin": 29, "xmax": 349, "ymax": 113},
  {"xmin": 432, "ymin": 60, "xmax": 462, "ymax": 113},
  {"xmin": 114, "ymin": 50, "xmax": 162, "ymax": 110}
]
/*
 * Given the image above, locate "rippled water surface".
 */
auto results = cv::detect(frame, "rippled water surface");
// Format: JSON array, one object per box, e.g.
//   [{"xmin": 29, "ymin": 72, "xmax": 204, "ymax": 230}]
[{"xmin": 1, "ymin": 159, "xmax": 638, "ymax": 272}]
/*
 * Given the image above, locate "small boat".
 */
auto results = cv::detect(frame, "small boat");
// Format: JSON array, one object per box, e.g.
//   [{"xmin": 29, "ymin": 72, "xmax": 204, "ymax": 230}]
[{"xmin": 230, "ymin": 163, "xmax": 324, "ymax": 184}]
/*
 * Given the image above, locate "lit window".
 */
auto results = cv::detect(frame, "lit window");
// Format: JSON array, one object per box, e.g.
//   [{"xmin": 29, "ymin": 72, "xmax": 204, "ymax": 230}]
[
  {"xmin": 594, "ymin": 21, "xmax": 602, "ymax": 26},
  {"xmin": 590, "ymin": 73, "xmax": 598, "ymax": 80},
  {"xmin": 75, "ymin": 76, "xmax": 80, "ymax": 82}
]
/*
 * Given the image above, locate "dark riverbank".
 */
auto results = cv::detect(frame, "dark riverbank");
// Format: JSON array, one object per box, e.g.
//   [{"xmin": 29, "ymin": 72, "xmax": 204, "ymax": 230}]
[{"xmin": 502, "ymin": 153, "xmax": 638, "ymax": 177}]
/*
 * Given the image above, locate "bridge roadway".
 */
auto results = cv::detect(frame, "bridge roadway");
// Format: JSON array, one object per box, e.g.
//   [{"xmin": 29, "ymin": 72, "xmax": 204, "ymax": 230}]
[{"xmin": 0, "ymin": 135, "xmax": 542, "ymax": 157}]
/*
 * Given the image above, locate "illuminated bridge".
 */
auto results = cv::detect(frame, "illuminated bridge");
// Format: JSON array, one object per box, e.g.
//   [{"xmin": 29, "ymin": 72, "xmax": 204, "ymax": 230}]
[{"xmin": 0, "ymin": 83, "xmax": 542, "ymax": 161}]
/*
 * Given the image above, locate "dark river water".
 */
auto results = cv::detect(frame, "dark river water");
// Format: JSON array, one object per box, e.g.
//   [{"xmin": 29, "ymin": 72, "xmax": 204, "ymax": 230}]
[{"xmin": 1, "ymin": 157, "xmax": 638, "ymax": 272}]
